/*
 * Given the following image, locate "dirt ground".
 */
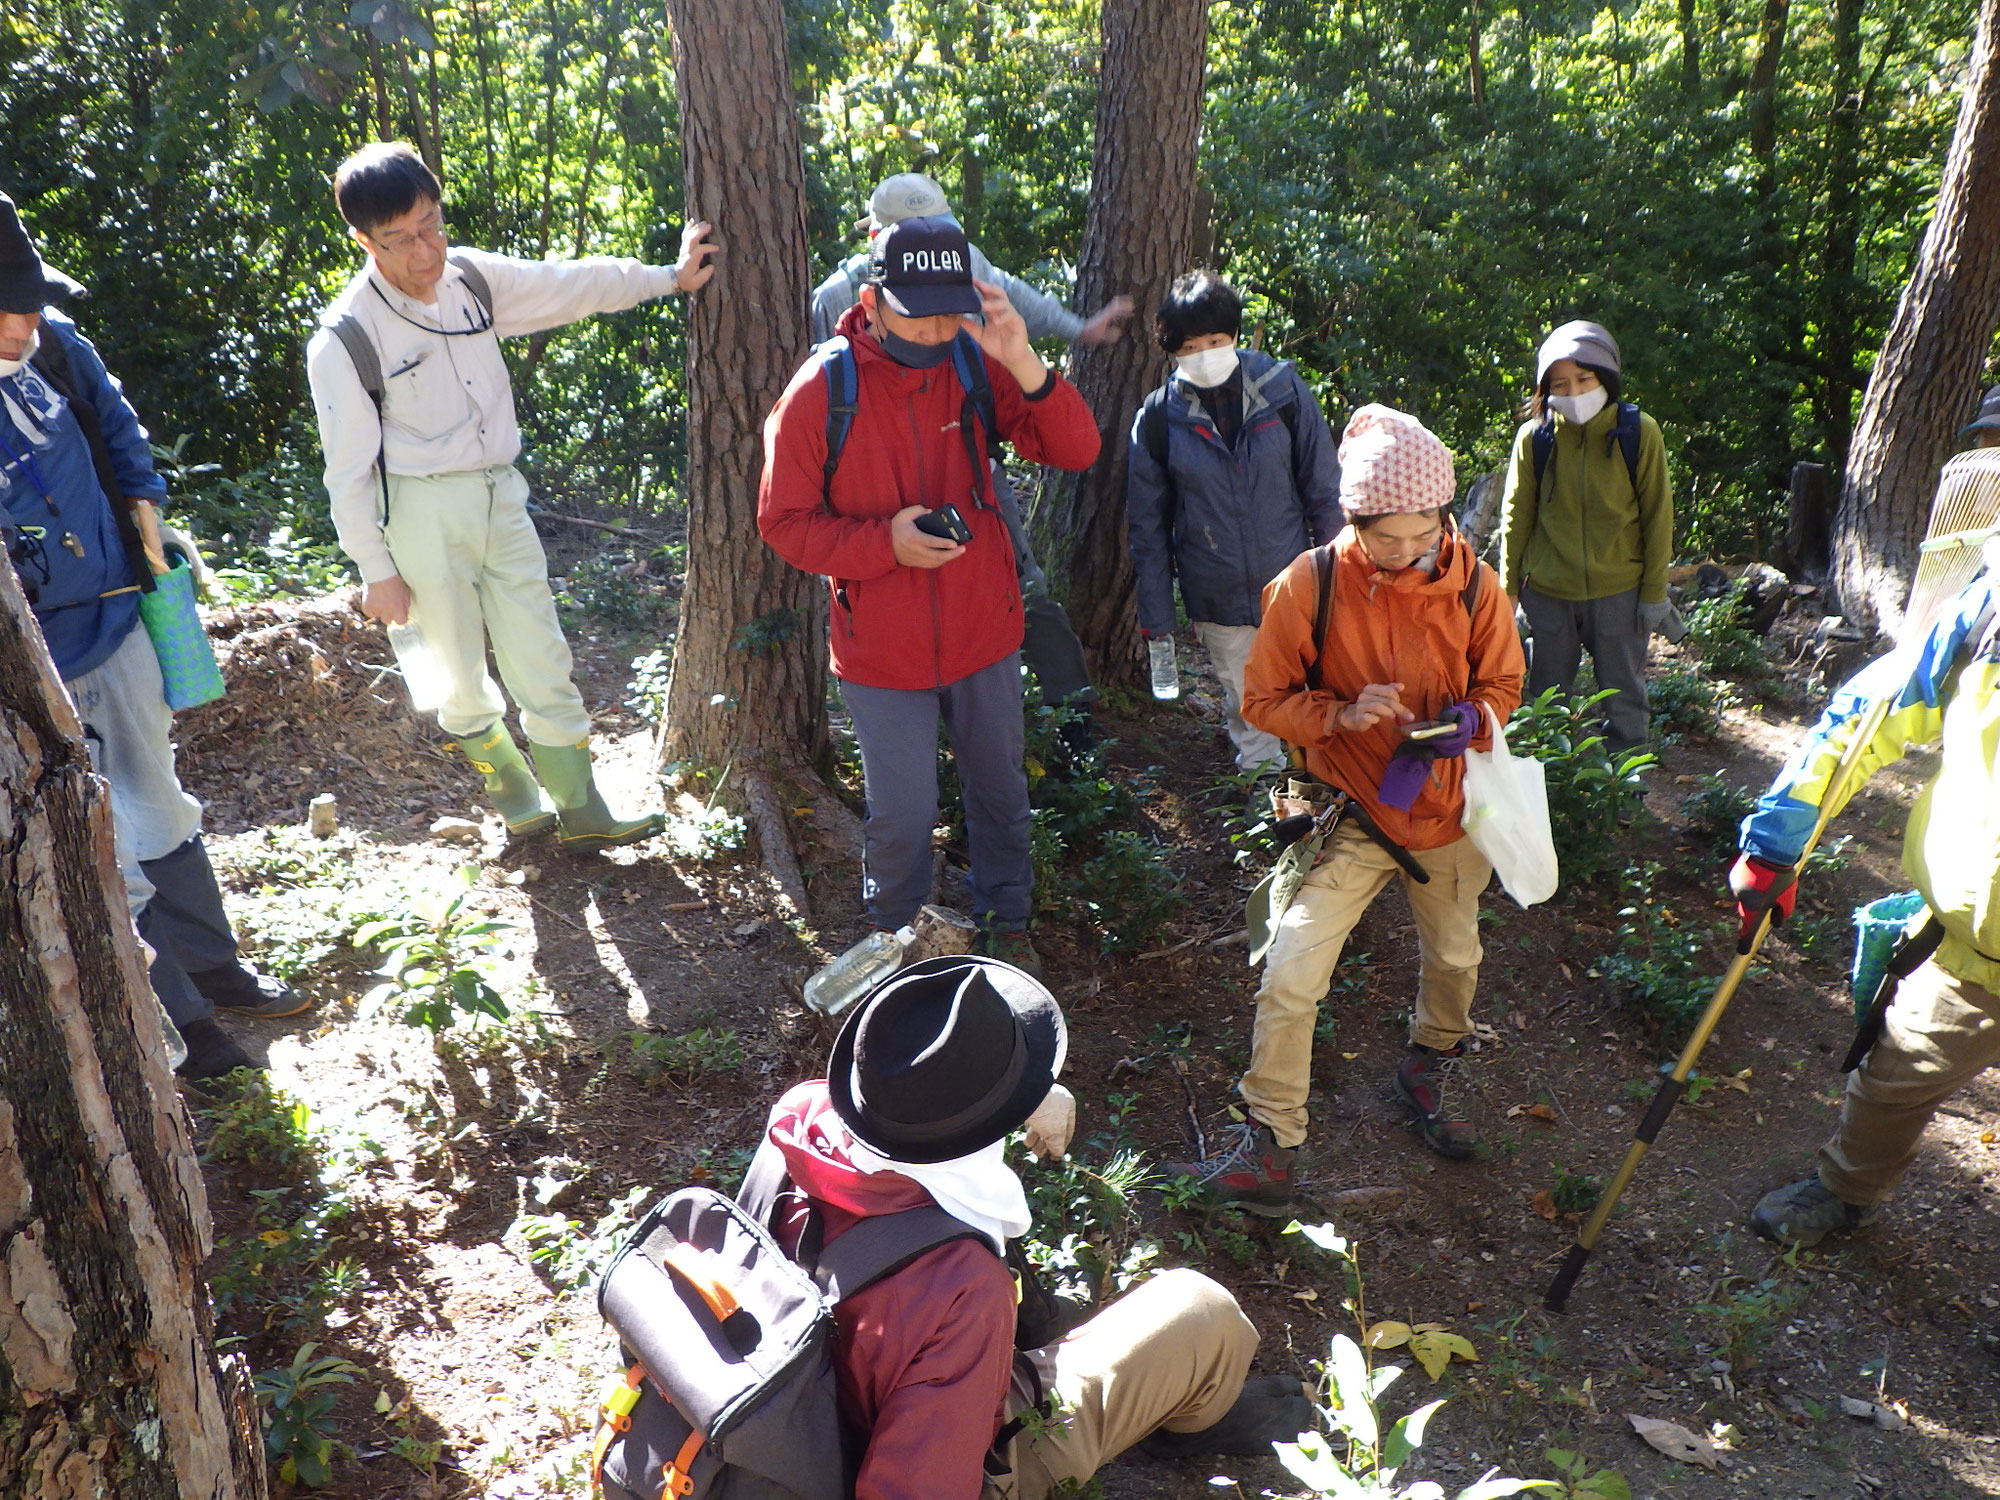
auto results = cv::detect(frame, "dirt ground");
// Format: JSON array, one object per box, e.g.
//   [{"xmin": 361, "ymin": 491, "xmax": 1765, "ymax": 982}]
[{"xmin": 171, "ymin": 583, "xmax": 2000, "ymax": 1500}]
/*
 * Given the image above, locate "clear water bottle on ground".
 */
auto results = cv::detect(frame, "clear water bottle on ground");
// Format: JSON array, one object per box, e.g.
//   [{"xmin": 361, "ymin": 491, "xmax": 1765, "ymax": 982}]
[
  {"xmin": 1148, "ymin": 637, "xmax": 1180, "ymax": 701},
  {"xmin": 386, "ymin": 620, "xmax": 451, "ymax": 712},
  {"xmin": 157, "ymin": 998, "xmax": 187, "ymax": 1072},
  {"xmin": 804, "ymin": 926, "xmax": 916, "ymax": 1018}
]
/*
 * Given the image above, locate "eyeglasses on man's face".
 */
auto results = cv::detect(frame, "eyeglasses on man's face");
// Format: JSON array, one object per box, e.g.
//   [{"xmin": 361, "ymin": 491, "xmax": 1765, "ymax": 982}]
[{"xmin": 368, "ymin": 212, "xmax": 448, "ymax": 256}]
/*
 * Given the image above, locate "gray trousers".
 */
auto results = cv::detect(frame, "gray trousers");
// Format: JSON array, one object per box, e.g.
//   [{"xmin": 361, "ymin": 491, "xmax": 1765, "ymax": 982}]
[
  {"xmin": 840, "ymin": 654, "xmax": 1034, "ymax": 932},
  {"xmin": 66, "ymin": 625, "xmax": 236, "ymax": 1027},
  {"xmin": 1520, "ymin": 584, "xmax": 1649, "ymax": 751},
  {"xmin": 992, "ymin": 465, "xmax": 1093, "ymax": 707}
]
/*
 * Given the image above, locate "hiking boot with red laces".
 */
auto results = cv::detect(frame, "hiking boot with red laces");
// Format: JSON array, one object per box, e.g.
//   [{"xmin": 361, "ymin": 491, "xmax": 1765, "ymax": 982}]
[
  {"xmin": 1162, "ymin": 1120, "xmax": 1296, "ymax": 1216},
  {"xmin": 1394, "ymin": 1044, "xmax": 1480, "ymax": 1160}
]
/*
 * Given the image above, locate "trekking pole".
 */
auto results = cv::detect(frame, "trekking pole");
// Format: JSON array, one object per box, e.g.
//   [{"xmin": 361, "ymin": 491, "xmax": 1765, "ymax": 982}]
[{"xmin": 1542, "ymin": 698, "xmax": 1890, "ymax": 1313}]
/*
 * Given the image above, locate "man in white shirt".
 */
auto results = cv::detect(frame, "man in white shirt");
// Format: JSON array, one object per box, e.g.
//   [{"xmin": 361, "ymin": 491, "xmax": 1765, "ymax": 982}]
[{"xmin": 307, "ymin": 142, "xmax": 715, "ymax": 852}]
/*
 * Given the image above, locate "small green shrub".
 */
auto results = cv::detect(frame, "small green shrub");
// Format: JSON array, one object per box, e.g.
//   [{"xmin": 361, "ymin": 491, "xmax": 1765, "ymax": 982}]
[
  {"xmin": 1550, "ymin": 1165, "xmax": 1602, "ymax": 1215},
  {"xmin": 626, "ymin": 647, "xmax": 672, "ymax": 723},
  {"xmin": 1696, "ymin": 1273, "xmax": 1807, "ymax": 1370},
  {"xmin": 1685, "ymin": 592, "xmax": 1768, "ymax": 678},
  {"xmin": 254, "ymin": 1343, "xmax": 361, "ymax": 1488},
  {"xmin": 1648, "ymin": 664, "xmax": 1738, "ymax": 742},
  {"xmin": 354, "ymin": 865, "xmax": 512, "ymax": 1035},
  {"xmin": 1597, "ymin": 861, "xmax": 1730, "ymax": 1037},
  {"xmin": 555, "ymin": 551, "xmax": 671, "ymax": 631},
  {"xmin": 200, "ymin": 1073, "xmax": 319, "ymax": 1176},
  {"xmin": 1678, "ymin": 774, "xmax": 1755, "ymax": 857},
  {"xmin": 1505, "ymin": 688, "xmax": 1653, "ymax": 883},
  {"xmin": 628, "ymin": 1027, "xmax": 747, "ymax": 1087},
  {"xmin": 518, "ymin": 1185, "xmax": 652, "ymax": 1291}
]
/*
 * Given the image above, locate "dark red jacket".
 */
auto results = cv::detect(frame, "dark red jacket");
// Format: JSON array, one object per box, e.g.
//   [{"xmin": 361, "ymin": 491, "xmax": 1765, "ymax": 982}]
[
  {"xmin": 761, "ymin": 1083, "xmax": 1017, "ymax": 1500},
  {"xmin": 758, "ymin": 303, "xmax": 1101, "ymax": 690}
]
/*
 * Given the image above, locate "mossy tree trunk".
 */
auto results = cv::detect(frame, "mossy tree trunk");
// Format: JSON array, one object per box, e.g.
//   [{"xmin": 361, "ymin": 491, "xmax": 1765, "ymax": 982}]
[{"xmin": 0, "ymin": 557, "xmax": 265, "ymax": 1498}]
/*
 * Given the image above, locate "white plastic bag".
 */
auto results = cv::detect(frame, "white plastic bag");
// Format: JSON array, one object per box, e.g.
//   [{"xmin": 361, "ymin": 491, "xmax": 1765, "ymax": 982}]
[{"xmin": 1459, "ymin": 705, "xmax": 1558, "ymax": 907}]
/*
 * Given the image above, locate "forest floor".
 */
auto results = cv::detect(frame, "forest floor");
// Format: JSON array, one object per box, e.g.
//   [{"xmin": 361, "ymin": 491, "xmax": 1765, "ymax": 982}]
[{"xmin": 169, "ymin": 574, "xmax": 2000, "ymax": 1500}]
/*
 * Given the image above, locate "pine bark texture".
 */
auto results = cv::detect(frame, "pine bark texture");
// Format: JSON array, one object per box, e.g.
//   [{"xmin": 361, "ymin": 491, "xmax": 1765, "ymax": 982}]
[
  {"xmin": 1040, "ymin": 0, "xmax": 1210, "ymax": 692},
  {"xmin": 0, "ymin": 560, "xmax": 264, "ymax": 1499},
  {"xmin": 659, "ymin": 0, "xmax": 826, "ymax": 773},
  {"xmin": 1834, "ymin": 0, "xmax": 2000, "ymax": 635}
]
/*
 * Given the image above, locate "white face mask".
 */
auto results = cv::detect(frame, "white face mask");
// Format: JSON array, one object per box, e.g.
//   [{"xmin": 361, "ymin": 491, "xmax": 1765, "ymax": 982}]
[
  {"xmin": 0, "ymin": 328, "xmax": 40, "ymax": 379},
  {"xmin": 1175, "ymin": 344, "xmax": 1240, "ymax": 389},
  {"xmin": 1547, "ymin": 386, "xmax": 1609, "ymax": 426}
]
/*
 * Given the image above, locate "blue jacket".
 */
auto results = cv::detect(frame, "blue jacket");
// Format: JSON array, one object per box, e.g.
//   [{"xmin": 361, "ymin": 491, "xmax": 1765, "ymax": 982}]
[
  {"xmin": 0, "ymin": 309, "xmax": 164, "ymax": 679},
  {"xmin": 1125, "ymin": 350, "xmax": 1343, "ymax": 633}
]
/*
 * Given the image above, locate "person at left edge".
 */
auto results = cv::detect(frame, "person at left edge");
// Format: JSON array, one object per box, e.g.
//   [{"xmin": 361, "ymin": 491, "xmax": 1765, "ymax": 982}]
[
  {"xmin": 759, "ymin": 216, "xmax": 1100, "ymax": 976},
  {"xmin": 0, "ymin": 194, "xmax": 307, "ymax": 1081},
  {"xmin": 306, "ymin": 142, "xmax": 717, "ymax": 854}
]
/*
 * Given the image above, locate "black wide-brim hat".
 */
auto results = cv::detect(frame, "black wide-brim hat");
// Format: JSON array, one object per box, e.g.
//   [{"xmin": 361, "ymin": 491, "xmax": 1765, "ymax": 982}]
[
  {"xmin": 829, "ymin": 953, "xmax": 1065, "ymax": 1165},
  {"xmin": 0, "ymin": 194, "xmax": 85, "ymax": 315}
]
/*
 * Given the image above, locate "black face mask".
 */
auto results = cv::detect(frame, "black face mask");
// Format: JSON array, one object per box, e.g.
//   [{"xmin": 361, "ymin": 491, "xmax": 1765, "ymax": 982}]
[{"xmin": 878, "ymin": 325, "xmax": 956, "ymax": 369}]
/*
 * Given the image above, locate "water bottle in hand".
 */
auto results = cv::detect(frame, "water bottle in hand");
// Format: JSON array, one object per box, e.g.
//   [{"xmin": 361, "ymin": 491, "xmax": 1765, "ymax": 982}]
[
  {"xmin": 804, "ymin": 926, "xmax": 916, "ymax": 1018},
  {"xmin": 1148, "ymin": 637, "xmax": 1180, "ymax": 702},
  {"xmin": 386, "ymin": 619, "xmax": 451, "ymax": 712}
]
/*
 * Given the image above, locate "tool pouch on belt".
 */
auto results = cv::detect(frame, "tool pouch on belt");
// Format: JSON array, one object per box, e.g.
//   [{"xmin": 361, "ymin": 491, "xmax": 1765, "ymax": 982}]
[
  {"xmin": 1842, "ymin": 912, "xmax": 1946, "ymax": 1074},
  {"xmin": 1246, "ymin": 778, "xmax": 1338, "ymax": 967}
]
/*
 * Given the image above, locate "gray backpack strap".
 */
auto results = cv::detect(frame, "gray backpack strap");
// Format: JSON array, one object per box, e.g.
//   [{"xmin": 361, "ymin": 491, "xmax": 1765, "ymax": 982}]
[
  {"xmin": 326, "ymin": 314, "xmax": 384, "ymax": 402},
  {"xmin": 447, "ymin": 251, "xmax": 494, "ymax": 320},
  {"xmin": 811, "ymin": 1206, "xmax": 988, "ymax": 1301}
]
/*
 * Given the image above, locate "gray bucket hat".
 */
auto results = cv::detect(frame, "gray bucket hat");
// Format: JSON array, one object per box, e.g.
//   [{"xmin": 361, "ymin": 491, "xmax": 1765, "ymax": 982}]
[
  {"xmin": 1536, "ymin": 320, "xmax": 1621, "ymax": 388},
  {"xmin": 1961, "ymin": 385, "xmax": 2000, "ymax": 439},
  {"xmin": 0, "ymin": 195, "xmax": 84, "ymax": 314}
]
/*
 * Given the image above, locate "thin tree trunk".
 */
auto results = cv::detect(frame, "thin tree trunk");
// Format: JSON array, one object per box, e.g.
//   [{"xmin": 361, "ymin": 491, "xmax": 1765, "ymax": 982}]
[
  {"xmin": 1468, "ymin": 0, "xmax": 1488, "ymax": 115},
  {"xmin": 1816, "ymin": 0, "xmax": 1867, "ymax": 471},
  {"xmin": 1834, "ymin": 0, "xmax": 2000, "ymax": 635},
  {"xmin": 1678, "ymin": 0, "xmax": 1701, "ymax": 94},
  {"xmin": 658, "ymin": 0, "xmax": 829, "ymax": 851},
  {"xmin": 1039, "ymin": 0, "xmax": 1210, "ymax": 693},
  {"xmin": 0, "ymin": 559, "xmax": 266, "ymax": 1498}
]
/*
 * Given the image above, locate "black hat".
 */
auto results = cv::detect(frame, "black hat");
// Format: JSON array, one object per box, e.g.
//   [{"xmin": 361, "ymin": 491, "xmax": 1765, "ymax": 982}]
[
  {"xmin": 868, "ymin": 216, "xmax": 981, "ymax": 319},
  {"xmin": 0, "ymin": 196, "xmax": 83, "ymax": 315},
  {"xmin": 829, "ymin": 954, "xmax": 1064, "ymax": 1164},
  {"xmin": 1961, "ymin": 385, "xmax": 2000, "ymax": 439}
]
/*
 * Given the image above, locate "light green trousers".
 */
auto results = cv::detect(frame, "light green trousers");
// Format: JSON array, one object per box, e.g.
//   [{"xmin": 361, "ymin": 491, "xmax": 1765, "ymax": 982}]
[{"xmin": 382, "ymin": 465, "xmax": 592, "ymax": 745}]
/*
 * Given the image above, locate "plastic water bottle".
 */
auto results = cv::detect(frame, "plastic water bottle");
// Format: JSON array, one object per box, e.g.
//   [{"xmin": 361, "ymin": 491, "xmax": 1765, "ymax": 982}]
[
  {"xmin": 1148, "ymin": 637, "xmax": 1180, "ymax": 701},
  {"xmin": 804, "ymin": 926, "xmax": 916, "ymax": 1018},
  {"xmin": 386, "ymin": 620, "xmax": 451, "ymax": 712},
  {"xmin": 156, "ymin": 999, "xmax": 187, "ymax": 1072}
]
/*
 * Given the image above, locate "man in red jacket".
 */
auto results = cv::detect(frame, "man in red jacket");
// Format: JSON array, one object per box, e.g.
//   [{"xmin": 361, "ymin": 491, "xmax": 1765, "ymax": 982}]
[
  {"xmin": 750, "ymin": 954, "xmax": 1312, "ymax": 1499},
  {"xmin": 760, "ymin": 218, "xmax": 1100, "ymax": 971}
]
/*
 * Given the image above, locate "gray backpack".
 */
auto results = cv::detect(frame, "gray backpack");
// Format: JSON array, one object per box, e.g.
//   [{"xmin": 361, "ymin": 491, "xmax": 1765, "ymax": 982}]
[{"xmin": 590, "ymin": 1159, "xmax": 998, "ymax": 1500}]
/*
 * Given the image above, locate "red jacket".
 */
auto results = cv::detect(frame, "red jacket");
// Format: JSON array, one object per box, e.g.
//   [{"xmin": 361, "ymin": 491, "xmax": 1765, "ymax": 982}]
[
  {"xmin": 761, "ymin": 1083, "xmax": 1017, "ymax": 1500},
  {"xmin": 758, "ymin": 303, "xmax": 1101, "ymax": 690}
]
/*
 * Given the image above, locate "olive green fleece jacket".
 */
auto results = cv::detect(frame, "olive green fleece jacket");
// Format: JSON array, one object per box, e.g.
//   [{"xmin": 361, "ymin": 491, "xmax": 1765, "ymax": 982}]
[{"xmin": 1498, "ymin": 404, "xmax": 1673, "ymax": 605}]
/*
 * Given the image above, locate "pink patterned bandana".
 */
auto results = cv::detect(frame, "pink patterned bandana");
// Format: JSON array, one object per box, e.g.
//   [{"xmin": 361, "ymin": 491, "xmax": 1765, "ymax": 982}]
[{"xmin": 1337, "ymin": 403, "xmax": 1456, "ymax": 515}]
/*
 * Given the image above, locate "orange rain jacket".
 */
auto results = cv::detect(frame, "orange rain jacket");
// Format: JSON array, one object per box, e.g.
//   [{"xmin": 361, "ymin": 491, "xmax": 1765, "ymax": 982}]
[{"xmin": 1242, "ymin": 527, "xmax": 1527, "ymax": 852}]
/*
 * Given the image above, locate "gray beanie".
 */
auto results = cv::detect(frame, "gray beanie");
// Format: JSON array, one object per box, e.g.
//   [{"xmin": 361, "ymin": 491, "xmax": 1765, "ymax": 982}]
[{"xmin": 1536, "ymin": 320, "xmax": 1621, "ymax": 388}]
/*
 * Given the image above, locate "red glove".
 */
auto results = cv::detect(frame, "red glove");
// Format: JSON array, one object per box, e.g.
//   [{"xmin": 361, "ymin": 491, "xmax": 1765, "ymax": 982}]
[{"xmin": 1728, "ymin": 854, "xmax": 1797, "ymax": 954}]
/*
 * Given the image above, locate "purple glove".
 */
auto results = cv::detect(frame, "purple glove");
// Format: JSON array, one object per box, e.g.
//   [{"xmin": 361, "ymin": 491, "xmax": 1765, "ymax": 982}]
[
  {"xmin": 1427, "ymin": 700, "xmax": 1481, "ymax": 759},
  {"xmin": 1378, "ymin": 742, "xmax": 1435, "ymax": 810}
]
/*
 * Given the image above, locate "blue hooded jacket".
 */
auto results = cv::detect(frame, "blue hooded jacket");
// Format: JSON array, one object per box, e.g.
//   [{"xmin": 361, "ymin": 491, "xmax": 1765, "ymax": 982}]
[
  {"xmin": 0, "ymin": 309, "xmax": 163, "ymax": 679},
  {"xmin": 1125, "ymin": 348, "xmax": 1343, "ymax": 634}
]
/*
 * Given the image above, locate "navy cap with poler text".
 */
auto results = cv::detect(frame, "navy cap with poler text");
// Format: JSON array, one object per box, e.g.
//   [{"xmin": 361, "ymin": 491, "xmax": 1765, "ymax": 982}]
[{"xmin": 868, "ymin": 216, "xmax": 982, "ymax": 319}]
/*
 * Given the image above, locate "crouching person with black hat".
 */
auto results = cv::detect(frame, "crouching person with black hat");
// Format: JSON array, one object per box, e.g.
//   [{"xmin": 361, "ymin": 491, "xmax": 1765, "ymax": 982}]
[{"xmin": 751, "ymin": 955, "xmax": 1311, "ymax": 1497}]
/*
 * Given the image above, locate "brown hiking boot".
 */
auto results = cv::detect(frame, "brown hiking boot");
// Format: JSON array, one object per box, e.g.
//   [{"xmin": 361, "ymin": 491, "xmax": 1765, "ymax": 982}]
[
  {"xmin": 1394, "ymin": 1044, "xmax": 1480, "ymax": 1160},
  {"xmin": 1162, "ymin": 1120, "xmax": 1296, "ymax": 1216}
]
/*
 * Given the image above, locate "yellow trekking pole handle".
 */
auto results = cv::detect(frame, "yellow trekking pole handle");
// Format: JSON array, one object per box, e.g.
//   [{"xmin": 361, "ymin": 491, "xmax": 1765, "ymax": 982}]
[{"xmin": 1543, "ymin": 695, "xmax": 1891, "ymax": 1313}]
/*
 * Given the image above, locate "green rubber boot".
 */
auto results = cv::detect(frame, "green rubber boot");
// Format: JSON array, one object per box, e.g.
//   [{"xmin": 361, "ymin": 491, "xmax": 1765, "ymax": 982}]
[
  {"xmin": 453, "ymin": 724, "xmax": 558, "ymax": 837},
  {"xmin": 529, "ymin": 739, "xmax": 666, "ymax": 855}
]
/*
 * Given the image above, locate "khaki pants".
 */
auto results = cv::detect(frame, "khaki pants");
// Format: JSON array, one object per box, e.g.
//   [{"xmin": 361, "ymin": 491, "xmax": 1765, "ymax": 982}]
[
  {"xmin": 1819, "ymin": 960, "xmax": 2000, "ymax": 1206},
  {"xmin": 990, "ymin": 1269, "xmax": 1259, "ymax": 1500},
  {"xmin": 1241, "ymin": 824, "xmax": 1490, "ymax": 1148},
  {"xmin": 383, "ymin": 465, "xmax": 592, "ymax": 745}
]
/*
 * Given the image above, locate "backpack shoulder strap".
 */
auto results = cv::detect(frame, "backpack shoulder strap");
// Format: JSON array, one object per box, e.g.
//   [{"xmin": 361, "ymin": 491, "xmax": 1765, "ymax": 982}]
[
  {"xmin": 816, "ymin": 335, "xmax": 858, "ymax": 515},
  {"xmin": 812, "ymin": 1205, "xmax": 990, "ymax": 1302},
  {"xmin": 950, "ymin": 329, "xmax": 1000, "ymax": 470},
  {"xmin": 1460, "ymin": 540, "xmax": 1484, "ymax": 619},
  {"xmin": 446, "ymin": 251, "xmax": 494, "ymax": 320},
  {"xmin": 326, "ymin": 314, "xmax": 385, "ymax": 404},
  {"xmin": 1614, "ymin": 401, "xmax": 1641, "ymax": 486},
  {"xmin": 1138, "ymin": 385, "xmax": 1172, "ymax": 473},
  {"xmin": 30, "ymin": 327, "xmax": 155, "ymax": 595},
  {"xmin": 1530, "ymin": 416, "xmax": 1555, "ymax": 491},
  {"xmin": 1305, "ymin": 543, "xmax": 1337, "ymax": 691}
]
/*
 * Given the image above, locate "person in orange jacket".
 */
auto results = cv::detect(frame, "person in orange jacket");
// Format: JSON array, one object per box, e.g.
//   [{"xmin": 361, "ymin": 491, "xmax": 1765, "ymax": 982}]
[{"xmin": 1168, "ymin": 405, "xmax": 1525, "ymax": 1211}]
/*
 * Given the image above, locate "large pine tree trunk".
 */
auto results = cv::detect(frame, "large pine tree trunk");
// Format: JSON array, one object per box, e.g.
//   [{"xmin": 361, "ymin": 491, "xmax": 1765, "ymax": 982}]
[
  {"xmin": 1834, "ymin": 0, "xmax": 2000, "ymax": 636},
  {"xmin": 0, "ymin": 561, "xmax": 265, "ymax": 1498},
  {"xmin": 658, "ymin": 0, "xmax": 828, "ymax": 910},
  {"xmin": 1038, "ymin": 0, "xmax": 1210, "ymax": 693}
]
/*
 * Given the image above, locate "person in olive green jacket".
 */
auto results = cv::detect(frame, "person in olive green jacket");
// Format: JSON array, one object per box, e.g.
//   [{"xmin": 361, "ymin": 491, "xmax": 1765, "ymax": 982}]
[{"xmin": 1498, "ymin": 320, "xmax": 1673, "ymax": 753}]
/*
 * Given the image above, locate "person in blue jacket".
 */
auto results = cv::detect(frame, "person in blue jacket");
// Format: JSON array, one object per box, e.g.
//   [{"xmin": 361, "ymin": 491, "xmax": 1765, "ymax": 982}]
[
  {"xmin": 0, "ymin": 195, "xmax": 304, "ymax": 1079},
  {"xmin": 1126, "ymin": 272, "xmax": 1343, "ymax": 774}
]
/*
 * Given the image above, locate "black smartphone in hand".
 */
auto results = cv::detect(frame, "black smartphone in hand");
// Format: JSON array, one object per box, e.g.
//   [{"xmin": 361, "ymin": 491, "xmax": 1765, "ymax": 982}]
[{"xmin": 913, "ymin": 504, "xmax": 973, "ymax": 544}]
